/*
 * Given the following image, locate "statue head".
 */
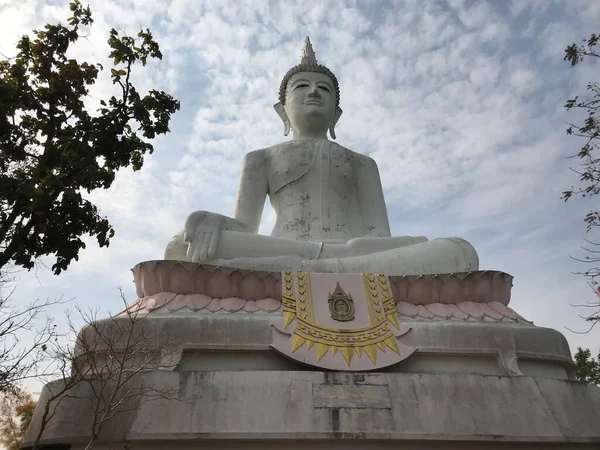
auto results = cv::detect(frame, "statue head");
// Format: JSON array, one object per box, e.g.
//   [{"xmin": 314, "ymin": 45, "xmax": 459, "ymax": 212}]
[{"xmin": 274, "ymin": 37, "xmax": 343, "ymax": 139}]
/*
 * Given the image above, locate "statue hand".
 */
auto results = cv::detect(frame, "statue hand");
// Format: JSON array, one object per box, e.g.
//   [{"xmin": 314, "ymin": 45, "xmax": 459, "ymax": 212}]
[{"xmin": 184, "ymin": 211, "xmax": 224, "ymax": 263}]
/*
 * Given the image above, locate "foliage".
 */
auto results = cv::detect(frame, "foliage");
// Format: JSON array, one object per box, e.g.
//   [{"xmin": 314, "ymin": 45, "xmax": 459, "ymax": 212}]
[
  {"xmin": 0, "ymin": 0, "xmax": 180, "ymax": 275},
  {"xmin": 0, "ymin": 389, "xmax": 36, "ymax": 450},
  {"xmin": 563, "ymin": 33, "xmax": 600, "ymax": 327},
  {"xmin": 573, "ymin": 347, "xmax": 600, "ymax": 385}
]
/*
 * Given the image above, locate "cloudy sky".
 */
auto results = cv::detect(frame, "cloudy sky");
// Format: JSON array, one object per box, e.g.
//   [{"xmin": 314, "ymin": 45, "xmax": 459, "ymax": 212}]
[{"xmin": 2, "ymin": 0, "xmax": 600, "ymax": 362}]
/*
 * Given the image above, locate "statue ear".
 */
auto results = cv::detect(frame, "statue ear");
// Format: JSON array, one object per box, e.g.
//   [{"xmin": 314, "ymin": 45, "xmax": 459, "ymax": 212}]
[
  {"xmin": 274, "ymin": 102, "xmax": 291, "ymax": 136},
  {"xmin": 329, "ymin": 106, "xmax": 343, "ymax": 140}
]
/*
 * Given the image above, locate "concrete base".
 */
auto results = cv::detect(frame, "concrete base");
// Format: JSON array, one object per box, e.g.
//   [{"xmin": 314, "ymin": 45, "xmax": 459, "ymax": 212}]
[
  {"xmin": 23, "ymin": 370, "xmax": 600, "ymax": 448},
  {"xmin": 22, "ymin": 265, "xmax": 600, "ymax": 448}
]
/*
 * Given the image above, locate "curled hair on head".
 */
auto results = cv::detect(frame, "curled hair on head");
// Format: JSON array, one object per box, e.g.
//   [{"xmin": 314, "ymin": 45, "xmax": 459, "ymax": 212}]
[
  {"xmin": 278, "ymin": 63, "xmax": 340, "ymax": 107},
  {"xmin": 278, "ymin": 37, "xmax": 340, "ymax": 107}
]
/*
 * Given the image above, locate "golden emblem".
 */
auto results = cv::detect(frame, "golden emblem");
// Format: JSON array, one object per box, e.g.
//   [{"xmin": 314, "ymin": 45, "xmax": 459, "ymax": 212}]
[
  {"xmin": 272, "ymin": 271, "xmax": 416, "ymax": 370},
  {"xmin": 328, "ymin": 282, "xmax": 355, "ymax": 322}
]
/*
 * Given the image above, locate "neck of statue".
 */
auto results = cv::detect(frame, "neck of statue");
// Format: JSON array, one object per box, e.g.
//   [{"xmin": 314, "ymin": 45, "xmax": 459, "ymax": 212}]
[{"xmin": 292, "ymin": 129, "xmax": 329, "ymax": 140}]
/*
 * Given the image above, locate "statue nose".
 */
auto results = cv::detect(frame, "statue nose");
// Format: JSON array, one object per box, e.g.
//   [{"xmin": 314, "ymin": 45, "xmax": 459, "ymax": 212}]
[{"xmin": 307, "ymin": 86, "xmax": 321, "ymax": 98}]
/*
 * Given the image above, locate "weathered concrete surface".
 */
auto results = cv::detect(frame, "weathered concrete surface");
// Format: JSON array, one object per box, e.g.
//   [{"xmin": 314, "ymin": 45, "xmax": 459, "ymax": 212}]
[
  {"xmin": 74, "ymin": 313, "xmax": 574, "ymax": 378},
  {"xmin": 23, "ymin": 371, "xmax": 600, "ymax": 449}
]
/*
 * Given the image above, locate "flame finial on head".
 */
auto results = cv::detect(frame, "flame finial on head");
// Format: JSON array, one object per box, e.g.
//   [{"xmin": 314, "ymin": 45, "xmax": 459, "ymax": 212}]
[{"xmin": 300, "ymin": 36, "xmax": 317, "ymax": 65}]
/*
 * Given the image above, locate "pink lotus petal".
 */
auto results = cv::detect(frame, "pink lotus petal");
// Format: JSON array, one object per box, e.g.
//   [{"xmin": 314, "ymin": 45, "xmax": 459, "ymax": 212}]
[
  {"xmin": 221, "ymin": 297, "xmax": 246, "ymax": 312},
  {"xmin": 136, "ymin": 297, "xmax": 152, "ymax": 311},
  {"xmin": 131, "ymin": 266, "xmax": 144, "ymax": 299},
  {"xmin": 156, "ymin": 265, "xmax": 173, "ymax": 293},
  {"xmin": 169, "ymin": 264, "xmax": 196, "ymax": 295},
  {"xmin": 240, "ymin": 273, "xmax": 266, "ymax": 301},
  {"xmin": 243, "ymin": 300, "xmax": 260, "ymax": 312},
  {"xmin": 425, "ymin": 303, "xmax": 453, "ymax": 318},
  {"xmin": 391, "ymin": 277, "xmax": 410, "ymax": 303},
  {"xmin": 141, "ymin": 297, "xmax": 155, "ymax": 311},
  {"xmin": 184, "ymin": 294, "xmax": 212, "ymax": 311},
  {"xmin": 205, "ymin": 271, "xmax": 232, "ymax": 298},
  {"xmin": 205, "ymin": 298, "xmax": 222, "ymax": 312},
  {"xmin": 416, "ymin": 305, "xmax": 435, "ymax": 319},
  {"xmin": 126, "ymin": 298, "xmax": 142, "ymax": 311},
  {"xmin": 448, "ymin": 305, "xmax": 469, "ymax": 320},
  {"xmin": 116, "ymin": 299, "xmax": 143, "ymax": 316},
  {"xmin": 439, "ymin": 276, "xmax": 461, "ymax": 304},
  {"xmin": 145, "ymin": 293, "xmax": 177, "ymax": 311},
  {"xmin": 396, "ymin": 302, "xmax": 419, "ymax": 317},
  {"xmin": 164, "ymin": 294, "xmax": 187, "ymax": 311},
  {"xmin": 473, "ymin": 277, "xmax": 493, "ymax": 303},
  {"xmin": 256, "ymin": 297, "xmax": 280, "ymax": 312},
  {"xmin": 165, "ymin": 294, "xmax": 190, "ymax": 311},
  {"xmin": 496, "ymin": 274, "xmax": 513, "ymax": 306},
  {"xmin": 263, "ymin": 274, "xmax": 277, "ymax": 299},
  {"xmin": 194, "ymin": 268, "xmax": 209, "ymax": 293},
  {"xmin": 408, "ymin": 277, "xmax": 434, "ymax": 305},
  {"xmin": 429, "ymin": 276, "xmax": 442, "ymax": 304},
  {"xmin": 456, "ymin": 301, "xmax": 485, "ymax": 319},
  {"xmin": 227, "ymin": 271, "xmax": 243, "ymax": 298},
  {"xmin": 138, "ymin": 264, "xmax": 161, "ymax": 296},
  {"xmin": 219, "ymin": 267, "xmax": 235, "ymax": 276},
  {"xmin": 273, "ymin": 277, "xmax": 282, "ymax": 301},
  {"xmin": 487, "ymin": 301, "xmax": 517, "ymax": 319},
  {"xmin": 481, "ymin": 303, "xmax": 503, "ymax": 320}
]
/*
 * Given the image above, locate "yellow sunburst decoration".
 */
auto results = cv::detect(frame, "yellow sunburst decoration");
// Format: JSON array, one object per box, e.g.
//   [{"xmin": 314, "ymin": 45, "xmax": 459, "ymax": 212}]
[{"xmin": 271, "ymin": 271, "xmax": 417, "ymax": 370}]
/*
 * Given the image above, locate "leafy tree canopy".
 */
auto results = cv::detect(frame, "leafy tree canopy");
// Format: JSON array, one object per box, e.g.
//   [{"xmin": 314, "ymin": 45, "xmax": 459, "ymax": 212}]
[
  {"xmin": 0, "ymin": 0, "xmax": 180, "ymax": 275},
  {"xmin": 574, "ymin": 347, "xmax": 600, "ymax": 385}
]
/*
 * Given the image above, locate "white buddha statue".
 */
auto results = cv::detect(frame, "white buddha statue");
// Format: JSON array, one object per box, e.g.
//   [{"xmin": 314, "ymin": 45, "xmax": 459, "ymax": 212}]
[{"xmin": 165, "ymin": 38, "xmax": 478, "ymax": 276}]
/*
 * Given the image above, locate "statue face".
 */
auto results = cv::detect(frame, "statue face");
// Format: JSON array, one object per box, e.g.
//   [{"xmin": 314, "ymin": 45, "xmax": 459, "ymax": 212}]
[{"xmin": 284, "ymin": 71, "xmax": 336, "ymax": 134}]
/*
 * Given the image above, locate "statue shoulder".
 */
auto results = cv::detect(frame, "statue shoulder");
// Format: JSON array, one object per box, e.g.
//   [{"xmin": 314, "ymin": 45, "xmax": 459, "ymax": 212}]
[
  {"xmin": 242, "ymin": 142, "xmax": 291, "ymax": 167},
  {"xmin": 330, "ymin": 142, "xmax": 379, "ymax": 170},
  {"xmin": 240, "ymin": 147, "xmax": 274, "ymax": 173}
]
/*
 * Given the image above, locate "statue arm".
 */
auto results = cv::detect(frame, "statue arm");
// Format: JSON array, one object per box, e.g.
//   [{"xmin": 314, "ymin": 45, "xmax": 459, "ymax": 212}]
[
  {"xmin": 233, "ymin": 150, "xmax": 268, "ymax": 233},
  {"xmin": 357, "ymin": 156, "xmax": 392, "ymax": 237}
]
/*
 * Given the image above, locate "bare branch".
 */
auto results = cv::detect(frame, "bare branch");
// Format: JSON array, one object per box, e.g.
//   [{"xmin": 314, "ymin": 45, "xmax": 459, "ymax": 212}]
[{"xmin": 31, "ymin": 290, "xmax": 179, "ymax": 449}]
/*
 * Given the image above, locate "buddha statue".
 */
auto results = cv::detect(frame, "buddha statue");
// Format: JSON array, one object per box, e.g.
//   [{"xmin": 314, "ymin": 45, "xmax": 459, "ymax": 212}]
[{"xmin": 165, "ymin": 37, "xmax": 478, "ymax": 276}]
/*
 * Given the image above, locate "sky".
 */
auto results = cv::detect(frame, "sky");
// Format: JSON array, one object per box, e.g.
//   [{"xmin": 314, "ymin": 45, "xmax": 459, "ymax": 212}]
[{"xmin": 1, "ymin": 0, "xmax": 600, "ymax": 381}]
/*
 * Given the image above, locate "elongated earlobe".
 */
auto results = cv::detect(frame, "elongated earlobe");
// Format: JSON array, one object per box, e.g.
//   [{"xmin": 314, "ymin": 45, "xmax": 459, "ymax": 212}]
[
  {"xmin": 274, "ymin": 102, "xmax": 291, "ymax": 136},
  {"xmin": 329, "ymin": 106, "xmax": 343, "ymax": 140}
]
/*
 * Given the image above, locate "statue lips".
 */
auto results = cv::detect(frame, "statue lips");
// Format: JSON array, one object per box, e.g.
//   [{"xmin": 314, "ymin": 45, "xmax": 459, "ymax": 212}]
[{"xmin": 304, "ymin": 100, "xmax": 324, "ymax": 106}]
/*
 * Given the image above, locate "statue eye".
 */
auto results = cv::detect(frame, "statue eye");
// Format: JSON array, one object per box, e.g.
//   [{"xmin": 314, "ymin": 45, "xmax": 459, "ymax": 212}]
[
  {"xmin": 319, "ymin": 86, "xmax": 331, "ymax": 93},
  {"xmin": 293, "ymin": 83, "xmax": 309, "ymax": 90}
]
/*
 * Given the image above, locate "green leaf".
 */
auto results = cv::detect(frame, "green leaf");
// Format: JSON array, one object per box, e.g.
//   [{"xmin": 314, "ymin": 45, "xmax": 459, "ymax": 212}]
[{"xmin": 0, "ymin": 0, "xmax": 179, "ymax": 275}]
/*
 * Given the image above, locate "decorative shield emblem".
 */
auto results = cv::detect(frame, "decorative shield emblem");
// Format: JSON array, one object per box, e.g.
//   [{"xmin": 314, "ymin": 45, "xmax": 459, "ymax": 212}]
[
  {"xmin": 271, "ymin": 272, "xmax": 416, "ymax": 371},
  {"xmin": 328, "ymin": 282, "xmax": 355, "ymax": 322}
]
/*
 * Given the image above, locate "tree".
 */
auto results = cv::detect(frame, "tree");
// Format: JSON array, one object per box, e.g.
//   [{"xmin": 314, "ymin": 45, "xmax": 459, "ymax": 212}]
[
  {"xmin": 0, "ymin": 266, "xmax": 62, "ymax": 394},
  {"xmin": 0, "ymin": 0, "xmax": 180, "ymax": 275},
  {"xmin": 0, "ymin": 389, "xmax": 36, "ymax": 450},
  {"xmin": 563, "ymin": 33, "xmax": 600, "ymax": 327},
  {"xmin": 28, "ymin": 294, "xmax": 178, "ymax": 450},
  {"xmin": 573, "ymin": 347, "xmax": 600, "ymax": 385}
]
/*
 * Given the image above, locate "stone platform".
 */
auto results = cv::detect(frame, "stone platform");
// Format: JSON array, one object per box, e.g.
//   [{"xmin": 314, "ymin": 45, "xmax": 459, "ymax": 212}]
[
  {"xmin": 22, "ymin": 262, "xmax": 600, "ymax": 448},
  {"xmin": 117, "ymin": 261, "xmax": 570, "ymax": 378},
  {"xmin": 24, "ymin": 370, "xmax": 600, "ymax": 449}
]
